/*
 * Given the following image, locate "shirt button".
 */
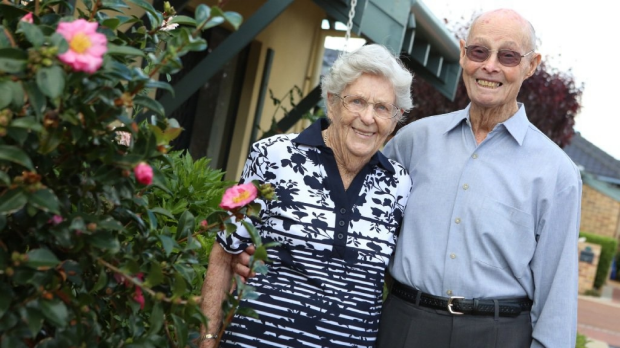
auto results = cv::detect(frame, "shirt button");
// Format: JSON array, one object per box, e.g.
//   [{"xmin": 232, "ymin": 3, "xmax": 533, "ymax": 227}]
[
  {"xmin": 462, "ymin": 184, "xmax": 469, "ymax": 190},
  {"xmin": 338, "ymin": 220, "xmax": 345, "ymax": 227},
  {"xmin": 454, "ymin": 218, "xmax": 461, "ymax": 224},
  {"xmin": 472, "ymin": 153, "xmax": 478, "ymax": 159},
  {"xmin": 337, "ymin": 233, "xmax": 344, "ymax": 239},
  {"xmin": 447, "ymin": 290, "xmax": 453, "ymax": 295},
  {"xmin": 340, "ymin": 208, "xmax": 346, "ymax": 214},
  {"xmin": 450, "ymin": 253, "xmax": 456, "ymax": 259}
]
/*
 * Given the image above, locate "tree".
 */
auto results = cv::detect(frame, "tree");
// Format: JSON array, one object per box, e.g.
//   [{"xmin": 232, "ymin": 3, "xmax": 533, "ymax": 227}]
[{"xmin": 400, "ymin": 20, "xmax": 584, "ymax": 148}]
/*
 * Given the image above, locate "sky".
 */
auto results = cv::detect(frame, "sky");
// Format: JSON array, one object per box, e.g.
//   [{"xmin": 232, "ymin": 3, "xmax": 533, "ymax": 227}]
[{"xmin": 421, "ymin": 0, "xmax": 620, "ymax": 160}]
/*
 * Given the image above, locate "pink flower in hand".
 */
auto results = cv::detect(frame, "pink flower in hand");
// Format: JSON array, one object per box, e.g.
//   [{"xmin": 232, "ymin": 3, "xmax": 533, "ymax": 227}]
[
  {"xmin": 134, "ymin": 162, "xmax": 153, "ymax": 185},
  {"xmin": 219, "ymin": 183, "xmax": 258, "ymax": 210},
  {"xmin": 56, "ymin": 19, "xmax": 107, "ymax": 74},
  {"xmin": 21, "ymin": 13, "xmax": 33, "ymax": 23}
]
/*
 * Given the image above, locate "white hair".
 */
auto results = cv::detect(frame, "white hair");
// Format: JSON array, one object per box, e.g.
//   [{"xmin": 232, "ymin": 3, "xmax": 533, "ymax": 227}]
[{"xmin": 320, "ymin": 44, "xmax": 414, "ymax": 121}]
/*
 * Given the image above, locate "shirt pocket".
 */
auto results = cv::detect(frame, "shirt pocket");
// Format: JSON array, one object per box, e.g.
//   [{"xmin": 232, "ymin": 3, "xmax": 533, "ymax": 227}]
[{"xmin": 473, "ymin": 198, "xmax": 536, "ymax": 277}]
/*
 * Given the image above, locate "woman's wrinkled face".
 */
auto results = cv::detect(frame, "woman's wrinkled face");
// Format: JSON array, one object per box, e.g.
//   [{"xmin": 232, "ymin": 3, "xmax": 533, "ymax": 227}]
[{"xmin": 327, "ymin": 73, "xmax": 399, "ymax": 162}]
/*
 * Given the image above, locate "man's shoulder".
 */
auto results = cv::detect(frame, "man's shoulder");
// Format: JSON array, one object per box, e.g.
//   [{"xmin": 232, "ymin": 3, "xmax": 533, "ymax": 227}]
[
  {"xmin": 524, "ymin": 125, "xmax": 581, "ymax": 180},
  {"xmin": 397, "ymin": 109, "xmax": 463, "ymax": 135}
]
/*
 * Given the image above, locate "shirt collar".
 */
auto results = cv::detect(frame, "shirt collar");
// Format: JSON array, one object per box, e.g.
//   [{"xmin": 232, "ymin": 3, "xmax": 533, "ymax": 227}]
[
  {"xmin": 444, "ymin": 103, "xmax": 530, "ymax": 146},
  {"xmin": 293, "ymin": 118, "xmax": 395, "ymax": 173}
]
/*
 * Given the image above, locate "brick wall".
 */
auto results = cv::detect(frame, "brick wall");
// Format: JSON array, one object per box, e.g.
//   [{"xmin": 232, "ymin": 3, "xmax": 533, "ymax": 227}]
[{"xmin": 580, "ymin": 185, "xmax": 620, "ymax": 239}]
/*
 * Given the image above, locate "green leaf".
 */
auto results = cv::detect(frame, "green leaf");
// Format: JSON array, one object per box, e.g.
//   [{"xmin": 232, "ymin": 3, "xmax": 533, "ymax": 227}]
[
  {"xmin": 224, "ymin": 222, "xmax": 237, "ymax": 236},
  {"xmin": 171, "ymin": 314, "xmax": 188, "ymax": 348},
  {"xmin": 241, "ymin": 220, "xmax": 261, "ymax": 245},
  {"xmin": 150, "ymin": 207, "xmax": 174, "ymax": 219},
  {"xmin": 133, "ymin": 95, "xmax": 165, "ymax": 117},
  {"xmin": 38, "ymin": 127, "xmax": 63, "ymax": 155},
  {"xmin": 101, "ymin": 18, "xmax": 122, "ymax": 30},
  {"xmin": 89, "ymin": 231, "xmax": 120, "ymax": 252},
  {"xmin": 24, "ymin": 248, "xmax": 60, "ymax": 269},
  {"xmin": 145, "ymin": 260, "xmax": 163, "ymax": 287},
  {"xmin": 158, "ymin": 235, "xmax": 174, "ymax": 257},
  {"xmin": 0, "ymin": 81, "xmax": 11, "ymax": 109},
  {"xmin": 23, "ymin": 81, "xmax": 46, "ymax": 119},
  {"xmin": 90, "ymin": 267, "xmax": 108, "ymax": 293},
  {"xmin": 8, "ymin": 116, "xmax": 41, "ymax": 131},
  {"xmin": 0, "ymin": 48, "xmax": 27, "ymax": 73},
  {"xmin": 0, "ymin": 145, "xmax": 33, "ymax": 170},
  {"xmin": 49, "ymin": 33, "xmax": 68, "ymax": 54},
  {"xmin": 224, "ymin": 11, "xmax": 243, "ymax": 30},
  {"xmin": 148, "ymin": 303, "xmax": 164, "ymax": 334},
  {"xmin": 176, "ymin": 210, "xmax": 195, "ymax": 239},
  {"xmin": 22, "ymin": 306, "xmax": 44, "ymax": 339},
  {"xmin": 171, "ymin": 272, "xmax": 186, "ymax": 297},
  {"xmin": 106, "ymin": 43, "xmax": 145, "ymax": 57},
  {"xmin": 0, "ymin": 26, "xmax": 12, "ymax": 49},
  {"xmin": 236, "ymin": 306, "xmax": 258, "ymax": 319},
  {"xmin": 39, "ymin": 299, "xmax": 68, "ymax": 328},
  {"xmin": 168, "ymin": 15, "xmax": 196, "ymax": 26},
  {"xmin": 253, "ymin": 245, "xmax": 268, "ymax": 262},
  {"xmin": 0, "ymin": 171, "xmax": 7, "ymax": 186},
  {"xmin": 97, "ymin": 217, "xmax": 124, "ymax": 231},
  {"xmin": 0, "ymin": 282, "xmax": 13, "ymax": 318},
  {"xmin": 194, "ymin": 4, "xmax": 211, "ymax": 25},
  {"xmin": 0, "ymin": 188, "xmax": 28, "ymax": 214},
  {"xmin": 36, "ymin": 66, "xmax": 65, "ymax": 99},
  {"xmin": 6, "ymin": 79, "xmax": 24, "ymax": 109},
  {"xmin": 18, "ymin": 21, "xmax": 45, "ymax": 47},
  {"xmin": 203, "ymin": 16, "xmax": 225, "ymax": 31},
  {"xmin": 27, "ymin": 188, "xmax": 60, "ymax": 214}
]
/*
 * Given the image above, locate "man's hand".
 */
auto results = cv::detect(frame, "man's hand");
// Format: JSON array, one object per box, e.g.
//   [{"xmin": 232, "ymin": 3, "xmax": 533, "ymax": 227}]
[{"xmin": 232, "ymin": 245, "xmax": 256, "ymax": 282}]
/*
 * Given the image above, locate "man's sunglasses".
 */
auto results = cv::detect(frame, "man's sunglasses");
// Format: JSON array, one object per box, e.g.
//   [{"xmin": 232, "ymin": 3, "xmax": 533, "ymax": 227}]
[{"xmin": 464, "ymin": 45, "xmax": 535, "ymax": 67}]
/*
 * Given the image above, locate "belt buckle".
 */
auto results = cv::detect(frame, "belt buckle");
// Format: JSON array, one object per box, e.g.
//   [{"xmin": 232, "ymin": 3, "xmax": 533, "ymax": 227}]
[{"xmin": 447, "ymin": 296, "xmax": 464, "ymax": 315}]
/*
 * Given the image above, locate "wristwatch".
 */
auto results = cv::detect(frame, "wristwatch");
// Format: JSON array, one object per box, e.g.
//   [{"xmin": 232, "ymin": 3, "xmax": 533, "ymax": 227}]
[{"xmin": 199, "ymin": 333, "xmax": 218, "ymax": 342}]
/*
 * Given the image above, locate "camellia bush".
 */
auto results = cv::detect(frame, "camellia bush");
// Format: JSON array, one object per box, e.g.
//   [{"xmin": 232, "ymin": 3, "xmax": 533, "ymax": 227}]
[{"xmin": 0, "ymin": 0, "xmax": 274, "ymax": 346}]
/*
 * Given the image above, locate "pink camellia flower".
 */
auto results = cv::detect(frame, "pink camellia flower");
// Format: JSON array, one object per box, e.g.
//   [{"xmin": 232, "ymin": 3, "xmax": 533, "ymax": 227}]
[
  {"xmin": 56, "ymin": 19, "xmax": 107, "ymax": 74},
  {"xmin": 200, "ymin": 220, "xmax": 208, "ymax": 228},
  {"xmin": 134, "ymin": 162, "xmax": 153, "ymax": 185},
  {"xmin": 219, "ymin": 183, "xmax": 258, "ymax": 210},
  {"xmin": 21, "ymin": 13, "xmax": 33, "ymax": 23},
  {"xmin": 48, "ymin": 215, "xmax": 63, "ymax": 225},
  {"xmin": 133, "ymin": 286, "xmax": 145, "ymax": 309}
]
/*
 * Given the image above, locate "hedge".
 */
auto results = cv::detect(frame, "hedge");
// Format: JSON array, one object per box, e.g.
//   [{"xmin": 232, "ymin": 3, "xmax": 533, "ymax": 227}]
[{"xmin": 580, "ymin": 232, "xmax": 618, "ymax": 289}]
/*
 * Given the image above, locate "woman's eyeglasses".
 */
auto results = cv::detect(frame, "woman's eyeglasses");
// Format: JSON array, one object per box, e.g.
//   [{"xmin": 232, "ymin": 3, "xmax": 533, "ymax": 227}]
[
  {"xmin": 464, "ymin": 45, "xmax": 535, "ymax": 67},
  {"xmin": 335, "ymin": 95, "xmax": 400, "ymax": 119}
]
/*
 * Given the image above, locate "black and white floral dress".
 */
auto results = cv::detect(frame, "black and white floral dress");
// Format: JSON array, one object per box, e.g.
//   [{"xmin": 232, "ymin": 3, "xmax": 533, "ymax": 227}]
[{"xmin": 217, "ymin": 118, "xmax": 411, "ymax": 347}]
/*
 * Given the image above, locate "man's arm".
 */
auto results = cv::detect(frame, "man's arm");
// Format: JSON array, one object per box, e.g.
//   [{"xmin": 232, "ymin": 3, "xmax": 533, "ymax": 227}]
[
  {"xmin": 530, "ymin": 177, "xmax": 582, "ymax": 348},
  {"xmin": 199, "ymin": 243, "xmax": 234, "ymax": 348}
]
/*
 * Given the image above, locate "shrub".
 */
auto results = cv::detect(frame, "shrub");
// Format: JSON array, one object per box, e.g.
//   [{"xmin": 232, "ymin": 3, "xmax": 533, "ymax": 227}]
[
  {"xmin": 0, "ymin": 0, "xmax": 247, "ymax": 345},
  {"xmin": 580, "ymin": 232, "xmax": 619, "ymax": 289}
]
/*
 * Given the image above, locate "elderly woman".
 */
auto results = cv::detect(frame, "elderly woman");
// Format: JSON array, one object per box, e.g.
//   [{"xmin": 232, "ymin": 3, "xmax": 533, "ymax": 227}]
[{"xmin": 200, "ymin": 44, "xmax": 413, "ymax": 348}]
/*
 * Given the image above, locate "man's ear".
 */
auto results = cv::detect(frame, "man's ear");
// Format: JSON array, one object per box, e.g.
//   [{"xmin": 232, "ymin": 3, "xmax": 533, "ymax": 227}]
[{"xmin": 525, "ymin": 53, "xmax": 542, "ymax": 79}]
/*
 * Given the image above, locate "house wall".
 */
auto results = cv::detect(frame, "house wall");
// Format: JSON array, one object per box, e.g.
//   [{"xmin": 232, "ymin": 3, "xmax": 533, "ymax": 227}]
[
  {"xmin": 580, "ymin": 184, "xmax": 620, "ymax": 239},
  {"xmin": 191, "ymin": 0, "xmax": 327, "ymax": 180}
]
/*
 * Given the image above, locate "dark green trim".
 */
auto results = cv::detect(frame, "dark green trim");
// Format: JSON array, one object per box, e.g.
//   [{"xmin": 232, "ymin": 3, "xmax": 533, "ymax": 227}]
[
  {"xmin": 158, "ymin": 0, "xmax": 295, "ymax": 118},
  {"xmin": 259, "ymin": 85, "xmax": 322, "ymax": 140}
]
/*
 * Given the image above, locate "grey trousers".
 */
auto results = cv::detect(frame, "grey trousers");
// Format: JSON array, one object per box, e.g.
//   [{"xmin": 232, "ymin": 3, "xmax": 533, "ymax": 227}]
[{"xmin": 377, "ymin": 294, "xmax": 533, "ymax": 348}]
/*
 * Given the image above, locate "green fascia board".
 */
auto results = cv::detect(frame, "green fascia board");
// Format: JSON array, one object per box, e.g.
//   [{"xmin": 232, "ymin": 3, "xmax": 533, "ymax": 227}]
[
  {"xmin": 155, "ymin": 0, "xmax": 295, "ymax": 119},
  {"xmin": 582, "ymin": 172, "xmax": 620, "ymax": 202}
]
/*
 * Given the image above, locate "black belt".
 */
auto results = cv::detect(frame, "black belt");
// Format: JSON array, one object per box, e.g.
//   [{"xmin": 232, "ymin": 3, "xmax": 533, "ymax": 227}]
[{"xmin": 391, "ymin": 280, "xmax": 532, "ymax": 317}]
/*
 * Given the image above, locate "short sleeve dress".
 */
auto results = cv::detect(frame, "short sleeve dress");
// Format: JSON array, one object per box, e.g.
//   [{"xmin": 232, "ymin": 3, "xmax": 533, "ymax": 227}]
[{"xmin": 217, "ymin": 118, "xmax": 412, "ymax": 348}]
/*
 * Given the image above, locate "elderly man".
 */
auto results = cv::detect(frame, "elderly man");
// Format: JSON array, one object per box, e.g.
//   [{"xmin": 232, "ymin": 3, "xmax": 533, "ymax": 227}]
[{"xmin": 377, "ymin": 8, "xmax": 582, "ymax": 348}]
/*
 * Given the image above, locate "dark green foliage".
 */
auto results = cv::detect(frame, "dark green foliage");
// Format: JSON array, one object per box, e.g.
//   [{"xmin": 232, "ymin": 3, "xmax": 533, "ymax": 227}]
[
  {"xmin": 580, "ymin": 232, "xmax": 619, "ymax": 289},
  {"xmin": 0, "ymin": 0, "xmax": 243, "ymax": 345}
]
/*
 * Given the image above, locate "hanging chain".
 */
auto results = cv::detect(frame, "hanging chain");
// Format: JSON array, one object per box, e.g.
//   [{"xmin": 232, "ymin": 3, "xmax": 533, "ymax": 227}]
[{"xmin": 343, "ymin": 0, "xmax": 357, "ymax": 52}]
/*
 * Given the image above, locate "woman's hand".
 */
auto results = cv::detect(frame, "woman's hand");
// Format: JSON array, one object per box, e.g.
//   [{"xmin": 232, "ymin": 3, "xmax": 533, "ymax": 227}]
[{"xmin": 232, "ymin": 245, "xmax": 256, "ymax": 282}]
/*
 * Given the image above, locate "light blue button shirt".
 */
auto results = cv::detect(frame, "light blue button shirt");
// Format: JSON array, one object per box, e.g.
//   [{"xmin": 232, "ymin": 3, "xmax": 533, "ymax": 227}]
[{"xmin": 384, "ymin": 103, "xmax": 582, "ymax": 348}]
